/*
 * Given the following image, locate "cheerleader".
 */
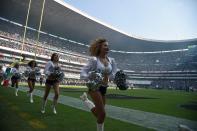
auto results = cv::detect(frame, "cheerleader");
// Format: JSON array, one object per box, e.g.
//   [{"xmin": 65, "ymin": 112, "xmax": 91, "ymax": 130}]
[
  {"xmin": 26, "ymin": 60, "xmax": 40, "ymax": 103},
  {"xmin": 11, "ymin": 63, "xmax": 21, "ymax": 96},
  {"xmin": 0, "ymin": 65, "xmax": 4, "ymax": 86},
  {"xmin": 41, "ymin": 53, "xmax": 61, "ymax": 114},
  {"xmin": 39, "ymin": 75, "xmax": 44, "ymax": 86},
  {"xmin": 80, "ymin": 38, "xmax": 117, "ymax": 131},
  {"xmin": 2, "ymin": 54, "xmax": 26, "ymax": 88}
]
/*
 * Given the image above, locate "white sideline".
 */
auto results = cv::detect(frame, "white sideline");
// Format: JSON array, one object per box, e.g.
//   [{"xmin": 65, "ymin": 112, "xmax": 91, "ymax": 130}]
[{"xmin": 17, "ymin": 86, "xmax": 197, "ymax": 131}]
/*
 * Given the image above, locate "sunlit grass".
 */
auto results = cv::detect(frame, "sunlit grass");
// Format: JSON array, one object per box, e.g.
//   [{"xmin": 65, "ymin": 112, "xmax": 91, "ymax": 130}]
[
  {"xmin": 0, "ymin": 86, "xmax": 152, "ymax": 131},
  {"xmin": 19, "ymin": 83, "xmax": 197, "ymax": 120}
]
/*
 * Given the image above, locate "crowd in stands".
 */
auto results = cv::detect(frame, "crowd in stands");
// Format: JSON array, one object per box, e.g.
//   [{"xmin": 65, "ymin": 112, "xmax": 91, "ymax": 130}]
[
  {"xmin": 0, "ymin": 33, "xmax": 87, "ymax": 64},
  {"xmin": 110, "ymin": 48, "xmax": 197, "ymax": 72},
  {"xmin": 1, "ymin": 18, "xmax": 197, "ymax": 89},
  {"xmin": 1, "ymin": 19, "xmax": 197, "ymax": 73},
  {"xmin": 0, "ymin": 20, "xmax": 88, "ymax": 64},
  {"xmin": 150, "ymin": 79, "xmax": 197, "ymax": 91}
]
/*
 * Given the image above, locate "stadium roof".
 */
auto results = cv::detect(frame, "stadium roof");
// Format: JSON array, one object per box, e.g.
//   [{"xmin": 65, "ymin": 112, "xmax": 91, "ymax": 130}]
[{"xmin": 0, "ymin": 0, "xmax": 197, "ymax": 52}]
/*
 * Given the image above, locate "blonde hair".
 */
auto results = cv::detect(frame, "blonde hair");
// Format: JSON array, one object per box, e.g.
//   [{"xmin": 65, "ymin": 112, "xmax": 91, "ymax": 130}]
[{"xmin": 89, "ymin": 38, "xmax": 107, "ymax": 56}]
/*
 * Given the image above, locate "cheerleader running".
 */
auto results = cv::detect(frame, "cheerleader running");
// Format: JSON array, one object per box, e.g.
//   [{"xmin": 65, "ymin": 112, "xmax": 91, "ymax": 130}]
[
  {"xmin": 80, "ymin": 38, "xmax": 117, "ymax": 131},
  {"xmin": 25, "ymin": 60, "xmax": 40, "ymax": 103},
  {"xmin": 0, "ymin": 65, "xmax": 4, "ymax": 86},
  {"xmin": 41, "ymin": 53, "xmax": 61, "ymax": 114},
  {"xmin": 11, "ymin": 63, "xmax": 21, "ymax": 96}
]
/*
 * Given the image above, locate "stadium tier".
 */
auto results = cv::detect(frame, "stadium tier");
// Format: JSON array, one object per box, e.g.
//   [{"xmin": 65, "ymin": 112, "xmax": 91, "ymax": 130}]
[{"xmin": 0, "ymin": 0, "xmax": 197, "ymax": 89}]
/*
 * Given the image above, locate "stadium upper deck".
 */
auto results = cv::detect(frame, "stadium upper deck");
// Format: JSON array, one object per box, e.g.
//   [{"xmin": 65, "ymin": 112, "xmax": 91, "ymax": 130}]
[
  {"xmin": 0, "ymin": 0, "xmax": 197, "ymax": 88},
  {"xmin": 1, "ymin": 0, "xmax": 197, "ymax": 52}
]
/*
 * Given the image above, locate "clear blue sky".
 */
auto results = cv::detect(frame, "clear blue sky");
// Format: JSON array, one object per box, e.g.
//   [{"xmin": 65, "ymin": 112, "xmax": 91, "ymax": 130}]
[{"xmin": 64, "ymin": 0, "xmax": 197, "ymax": 41}]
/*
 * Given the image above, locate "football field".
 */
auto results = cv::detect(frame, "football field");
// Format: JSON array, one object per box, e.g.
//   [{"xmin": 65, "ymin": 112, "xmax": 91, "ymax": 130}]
[{"xmin": 0, "ymin": 85, "xmax": 197, "ymax": 131}]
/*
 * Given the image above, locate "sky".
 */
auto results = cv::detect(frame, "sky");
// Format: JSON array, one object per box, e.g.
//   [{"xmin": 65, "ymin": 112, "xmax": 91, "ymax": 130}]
[{"xmin": 64, "ymin": 0, "xmax": 197, "ymax": 41}]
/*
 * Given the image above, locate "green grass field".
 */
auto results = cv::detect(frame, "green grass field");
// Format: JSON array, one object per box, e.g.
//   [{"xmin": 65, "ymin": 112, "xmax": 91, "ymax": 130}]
[
  {"xmin": 24, "ymin": 84, "xmax": 197, "ymax": 121},
  {"xmin": 1, "ymin": 83, "xmax": 197, "ymax": 131},
  {"xmin": 0, "ymin": 86, "xmax": 152, "ymax": 131}
]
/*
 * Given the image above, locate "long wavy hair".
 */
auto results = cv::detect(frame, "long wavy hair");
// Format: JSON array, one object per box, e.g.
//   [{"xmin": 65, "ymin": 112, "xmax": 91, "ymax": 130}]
[
  {"xmin": 28, "ymin": 60, "xmax": 37, "ymax": 68},
  {"xmin": 51, "ymin": 53, "xmax": 59, "ymax": 62},
  {"xmin": 89, "ymin": 38, "xmax": 107, "ymax": 57}
]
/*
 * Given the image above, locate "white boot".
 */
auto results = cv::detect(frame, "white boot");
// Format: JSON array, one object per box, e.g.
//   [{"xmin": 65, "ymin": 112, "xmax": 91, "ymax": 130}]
[
  {"xmin": 80, "ymin": 92, "xmax": 88, "ymax": 101},
  {"xmin": 84, "ymin": 100, "xmax": 95, "ymax": 110},
  {"xmin": 30, "ymin": 93, "xmax": 34, "ymax": 103},
  {"xmin": 53, "ymin": 106, "xmax": 57, "ymax": 114},
  {"xmin": 15, "ymin": 88, "xmax": 18, "ymax": 96},
  {"xmin": 97, "ymin": 123, "xmax": 104, "ymax": 131},
  {"xmin": 41, "ymin": 100, "xmax": 47, "ymax": 114},
  {"xmin": 80, "ymin": 92, "xmax": 95, "ymax": 110},
  {"xmin": 52, "ymin": 100, "xmax": 57, "ymax": 114}
]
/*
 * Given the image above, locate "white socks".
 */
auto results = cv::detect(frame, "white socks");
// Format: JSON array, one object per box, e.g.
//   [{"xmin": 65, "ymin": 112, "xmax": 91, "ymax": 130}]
[
  {"xmin": 41, "ymin": 100, "xmax": 47, "ymax": 113},
  {"xmin": 84, "ymin": 100, "xmax": 95, "ymax": 110},
  {"xmin": 52, "ymin": 100, "xmax": 57, "ymax": 114},
  {"xmin": 41, "ymin": 100, "xmax": 57, "ymax": 114},
  {"xmin": 80, "ymin": 93, "xmax": 103, "ymax": 131},
  {"xmin": 80, "ymin": 92, "xmax": 95, "ymax": 110},
  {"xmin": 53, "ymin": 106, "xmax": 57, "ymax": 114},
  {"xmin": 15, "ymin": 88, "xmax": 18, "ymax": 96},
  {"xmin": 97, "ymin": 123, "xmax": 104, "ymax": 131},
  {"xmin": 30, "ymin": 93, "xmax": 33, "ymax": 103}
]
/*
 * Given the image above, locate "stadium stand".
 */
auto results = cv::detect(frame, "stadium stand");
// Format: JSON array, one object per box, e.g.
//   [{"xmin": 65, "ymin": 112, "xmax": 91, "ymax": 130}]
[{"xmin": 0, "ymin": 0, "xmax": 197, "ymax": 90}]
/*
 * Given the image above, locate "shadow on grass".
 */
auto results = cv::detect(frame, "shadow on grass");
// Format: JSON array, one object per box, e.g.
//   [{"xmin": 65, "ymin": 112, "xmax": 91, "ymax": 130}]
[
  {"xmin": 180, "ymin": 101, "xmax": 197, "ymax": 111},
  {"xmin": 106, "ymin": 94, "xmax": 159, "ymax": 100}
]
